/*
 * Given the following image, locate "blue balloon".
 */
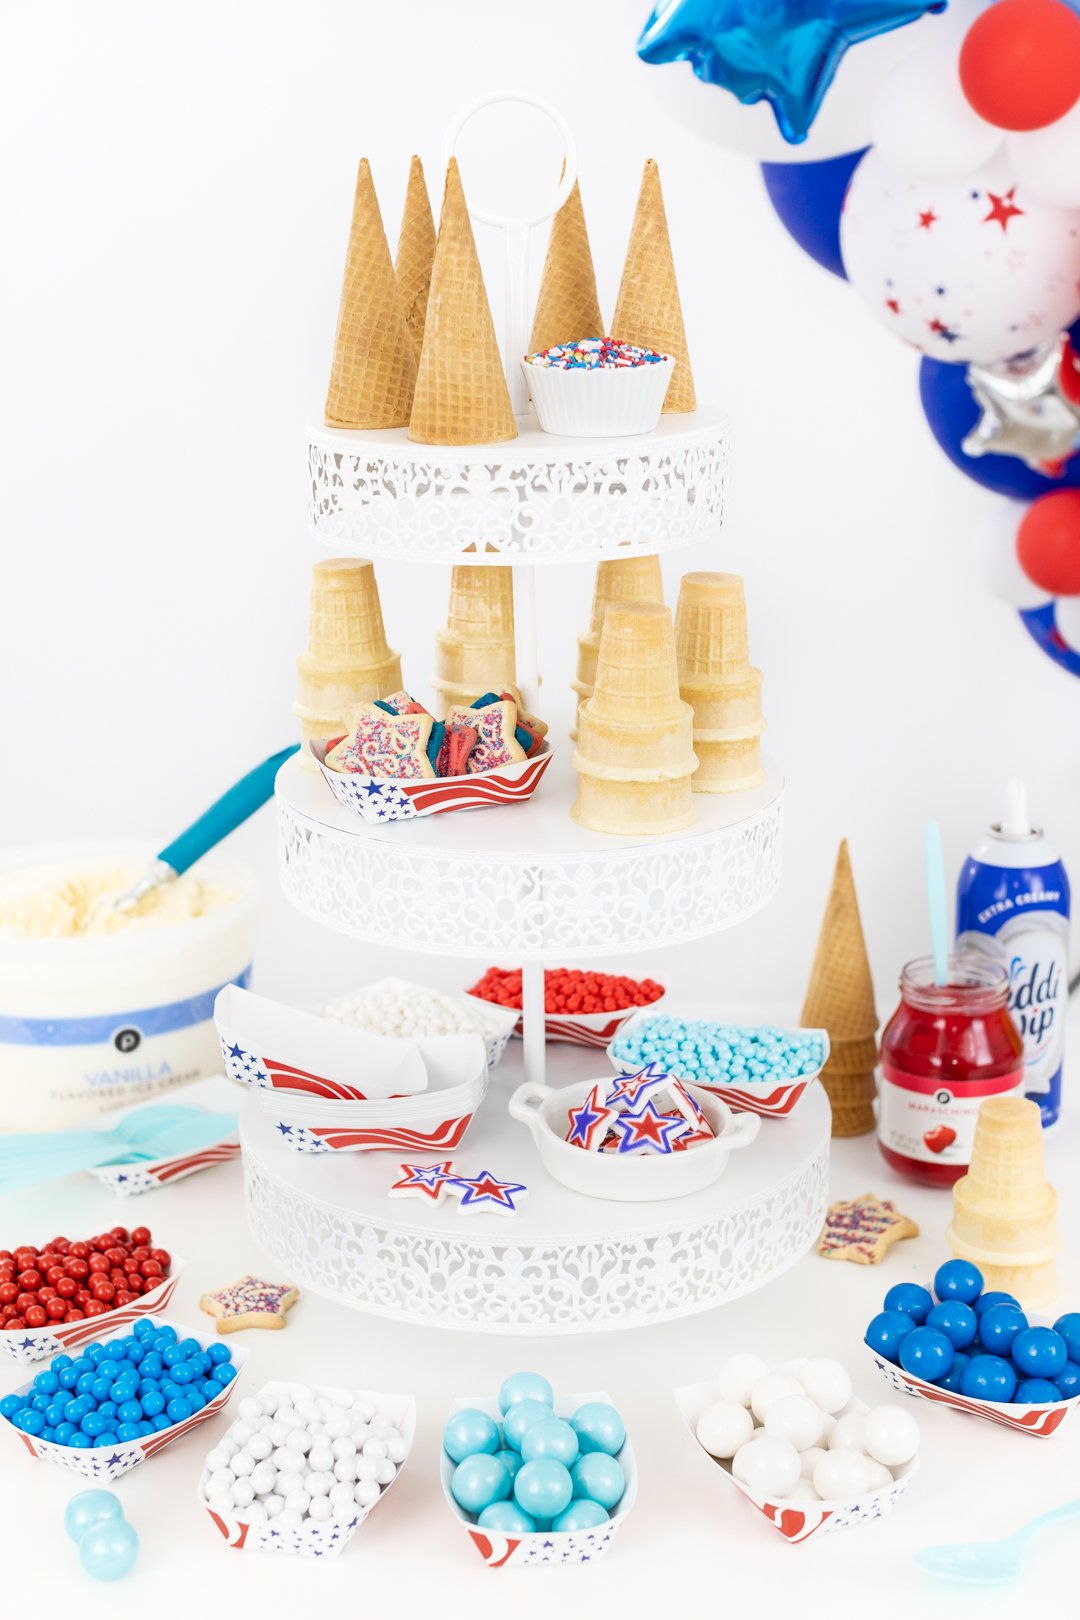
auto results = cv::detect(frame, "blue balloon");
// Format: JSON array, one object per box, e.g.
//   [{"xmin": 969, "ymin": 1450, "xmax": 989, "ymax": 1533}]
[
  {"xmin": 78, "ymin": 1518, "xmax": 139, "ymax": 1581},
  {"xmin": 760, "ymin": 149, "xmax": 866, "ymax": 278},
  {"xmin": 919, "ymin": 353, "xmax": 1080, "ymax": 499}
]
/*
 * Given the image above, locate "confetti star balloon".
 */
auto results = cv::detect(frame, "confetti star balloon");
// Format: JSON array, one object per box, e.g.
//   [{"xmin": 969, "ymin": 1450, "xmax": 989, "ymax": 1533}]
[{"xmin": 840, "ymin": 148, "xmax": 1080, "ymax": 363}]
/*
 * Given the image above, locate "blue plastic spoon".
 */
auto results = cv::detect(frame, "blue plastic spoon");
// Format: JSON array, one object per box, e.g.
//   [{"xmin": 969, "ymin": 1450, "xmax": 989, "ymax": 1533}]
[{"xmin": 916, "ymin": 1498, "xmax": 1080, "ymax": 1583}]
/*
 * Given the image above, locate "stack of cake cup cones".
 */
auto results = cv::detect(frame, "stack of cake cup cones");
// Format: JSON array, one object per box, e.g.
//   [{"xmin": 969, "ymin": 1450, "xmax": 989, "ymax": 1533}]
[
  {"xmin": 947, "ymin": 1096, "xmax": 1060, "ymax": 1309},
  {"xmin": 571, "ymin": 555, "xmax": 664, "ymax": 739},
  {"xmin": 801, "ymin": 840, "xmax": 879, "ymax": 1137},
  {"xmin": 611, "ymin": 159, "xmax": 696, "ymax": 414},
  {"xmin": 528, "ymin": 177, "xmax": 604, "ymax": 356},
  {"xmin": 293, "ymin": 558, "xmax": 402, "ymax": 767},
  {"xmin": 571, "ymin": 602, "xmax": 697, "ymax": 836},
  {"xmin": 394, "ymin": 155, "xmax": 436, "ymax": 362},
  {"xmin": 431, "ymin": 566, "xmax": 516, "ymax": 714},
  {"xmin": 676, "ymin": 573, "xmax": 765, "ymax": 793}
]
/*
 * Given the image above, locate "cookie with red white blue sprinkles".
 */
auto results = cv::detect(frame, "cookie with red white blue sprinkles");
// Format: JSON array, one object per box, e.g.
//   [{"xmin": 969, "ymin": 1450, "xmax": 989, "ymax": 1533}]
[
  {"xmin": 326, "ymin": 702, "xmax": 436, "ymax": 780},
  {"xmin": 200, "ymin": 1274, "xmax": 299, "ymax": 1333},
  {"xmin": 446, "ymin": 1170, "xmax": 528, "ymax": 1216},
  {"xmin": 389, "ymin": 1159, "xmax": 457, "ymax": 1204},
  {"xmin": 446, "ymin": 700, "xmax": 526, "ymax": 775}
]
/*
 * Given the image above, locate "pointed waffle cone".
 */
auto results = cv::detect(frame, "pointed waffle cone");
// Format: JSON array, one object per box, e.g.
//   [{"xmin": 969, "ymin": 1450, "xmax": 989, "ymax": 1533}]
[
  {"xmin": 611, "ymin": 160, "xmax": 696, "ymax": 414},
  {"xmin": 304, "ymin": 558, "xmax": 395, "ymax": 667},
  {"xmin": 408, "ymin": 159, "xmax": 517, "ymax": 446},
  {"xmin": 325, "ymin": 159, "xmax": 417, "ymax": 429},
  {"xmin": 590, "ymin": 602, "xmax": 684, "ymax": 724},
  {"xmin": 947, "ymin": 1099, "xmax": 1060, "ymax": 1306},
  {"xmin": 395, "ymin": 155, "xmax": 436, "ymax": 361},
  {"xmin": 529, "ymin": 178, "xmax": 604, "ymax": 355},
  {"xmin": 800, "ymin": 841, "xmax": 878, "ymax": 1041},
  {"xmin": 692, "ymin": 735, "xmax": 766, "ymax": 794}
]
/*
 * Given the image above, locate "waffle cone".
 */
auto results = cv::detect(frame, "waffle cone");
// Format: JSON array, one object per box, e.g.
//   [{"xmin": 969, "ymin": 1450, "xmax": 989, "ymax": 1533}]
[
  {"xmin": 529, "ymin": 178, "xmax": 604, "ymax": 355},
  {"xmin": 611, "ymin": 160, "xmax": 696, "ymax": 413},
  {"xmin": 304, "ymin": 559, "xmax": 395, "ymax": 667},
  {"xmin": 409, "ymin": 159, "xmax": 517, "ymax": 446},
  {"xmin": 444, "ymin": 566, "xmax": 515, "ymax": 641},
  {"xmin": 692, "ymin": 735, "xmax": 765, "ymax": 794},
  {"xmin": 325, "ymin": 159, "xmax": 417, "ymax": 429},
  {"xmin": 828, "ymin": 1095, "xmax": 878, "ymax": 1138},
  {"xmin": 395, "ymin": 155, "xmax": 436, "ymax": 361},
  {"xmin": 947, "ymin": 1099, "xmax": 1060, "ymax": 1305},
  {"xmin": 590, "ymin": 602, "xmax": 684, "ymax": 723},
  {"xmin": 824, "ymin": 1034, "xmax": 879, "ymax": 1075},
  {"xmin": 587, "ymin": 556, "xmax": 665, "ymax": 637},
  {"xmin": 801, "ymin": 841, "xmax": 878, "ymax": 1041},
  {"xmin": 574, "ymin": 704, "xmax": 696, "ymax": 781},
  {"xmin": 571, "ymin": 772, "xmax": 696, "ymax": 837}
]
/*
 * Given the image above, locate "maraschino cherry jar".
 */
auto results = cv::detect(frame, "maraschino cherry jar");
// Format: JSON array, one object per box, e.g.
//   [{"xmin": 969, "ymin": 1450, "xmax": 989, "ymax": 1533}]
[{"xmin": 878, "ymin": 954, "xmax": 1024, "ymax": 1187}]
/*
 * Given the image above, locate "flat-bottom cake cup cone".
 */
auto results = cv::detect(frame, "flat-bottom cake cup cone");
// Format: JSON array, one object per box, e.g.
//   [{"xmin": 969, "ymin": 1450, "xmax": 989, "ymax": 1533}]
[
  {"xmin": 588, "ymin": 602, "xmax": 685, "ymax": 723},
  {"xmin": 692, "ymin": 734, "xmax": 766, "ymax": 793},
  {"xmin": 294, "ymin": 557, "xmax": 401, "ymax": 767},
  {"xmin": 570, "ymin": 773, "xmax": 696, "ymax": 837},
  {"xmin": 431, "ymin": 566, "xmax": 516, "ymax": 716},
  {"xmin": 946, "ymin": 1096, "xmax": 1060, "ymax": 1308},
  {"xmin": 675, "ymin": 574, "xmax": 766, "ymax": 795},
  {"xmin": 295, "ymin": 648, "xmax": 403, "ymax": 719},
  {"xmin": 571, "ymin": 557, "xmax": 664, "ymax": 738}
]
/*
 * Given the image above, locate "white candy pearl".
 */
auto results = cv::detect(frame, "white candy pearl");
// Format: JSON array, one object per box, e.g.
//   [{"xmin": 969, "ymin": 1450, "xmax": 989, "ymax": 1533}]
[
  {"xmin": 277, "ymin": 1470, "xmax": 305, "ymax": 1497},
  {"xmin": 219, "ymin": 1437, "xmax": 239, "ymax": 1458},
  {"xmin": 749, "ymin": 1373, "xmax": 804, "ymax": 1424},
  {"xmin": 369, "ymin": 1416, "xmax": 394, "ymax": 1438},
  {"xmin": 308, "ymin": 1496, "xmax": 334, "ymax": 1522},
  {"xmin": 716, "ymin": 1353, "xmax": 771, "ymax": 1407},
  {"xmin": 276, "ymin": 1510, "xmax": 303, "ymax": 1532},
  {"xmin": 207, "ymin": 1467, "xmax": 235, "ymax": 1493},
  {"xmin": 764, "ymin": 1395, "xmax": 825, "ymax": 1452},
  {"xmin": 353, "ymin": 1457, "xmax": 379, "ymax": 1482},
  {"xmin": 829, "ymin": 1413, "xmax": 867, "ymax": 1453},
  {"xmin": 285, "ymin": 1489, "xmax": 311, "ymax": 1516},
  {"xmin": 247, "ymin": 1431, "xmax": 273, "ymax": 1461},
  {"xmin": 258, "ymin": 1393, "xmax": 278, "ymax": 1415},
  {"xmin": 351, "ymin": 1422, "xmax": 370, "ymax": 1444},
  {"xmin": 251, "ymin": 1461, "xmax": 278, "ymax": 1496},
  {"xmin": 308, "ymin": 1444, "xmax": 334, "ymax": 1473},
  {"xmin": 208, "ymin": 1491, "xmax": 235, "ymax": 1512},
  {"xmin": 384, "ymin": 1433, "xmax": 408, "ymax": 1464},
  {"xmin": 354, "ymin": 1479, "xmax": 380, "ymax": 1509},
  {"xmin": 353, "ymin": 1400, "xmax": 376, "ymax": 1422},
  {"xmin": 333, "ymin": 1456, "xmax": 358, "ymax": 1483},
  {"xmin": 246, "ymin": 1502, "xmax": 269, "ymax": 1523},
  {"xmin": 306, "ymin": 1471, "xmax": 334, "ymax": 1497},
  {"xmin": 232, "ymin": 1479, "xmax": 255, "ymax": 1509},
  {"xmin": 269, "ymin": 1423, "xmax": 291, "ymax": 1448},
  {"xmin": 798, "ymin": 1445, "xmax": 827, "ymax": 1482},
  {"xmin": 287, "ymin": 1429, "xmax": 312, "ymax": 1454},
  {"xmin": 362, "ymin": 1438, "xmax": 387, "ymax": 1460},
  {"xmin": 231, "ymin": 1422, "xmax": 255, "ymax": 1446},
  {"xmin": 237, "ymin": 1398, "xmax": 261, "ymax": 1420},
  {"xmin": 205, "ymin": 1448, "xmax": 230, "ymax": 1472},
  {"xmin": 696, "ymin": 1399, "xmax": 754, "ymax": 1460},
  {"xmin": 331, "ymin": 1436, "xmax": 356, "ymax": 1459},
  {"xmin": 798, "ymin": 1358, "xmax": 852, "ymax": 1416},
  {"xmin": 374, "ymin": 1459, "xmax": 396, "ymax": 1486},
  {"xmin": 330, "ymin": 1482, "xmax": 357, "ymax": 1510},
  {"xmin": 732, "ymin": 1436, "xmax": 801, "ymax": 1497},
  {"xmin": 865, "ymin": 1459, "xmax": 895, "ymax": 1490},
  {"xmin": 231, "ymin": 1450, "xmax": 255, "ymax": 1477},
  {"xmin": 814, "ymin": 1449, "xmax": 873, "ymax": 1503},
  {"xmin": 264, "ymin": 1494, "xmax": 285, "ymax": 1518},
  {"xmin": 862, "ymin": 1406, "xmax": 920, "ymax": 1468}
]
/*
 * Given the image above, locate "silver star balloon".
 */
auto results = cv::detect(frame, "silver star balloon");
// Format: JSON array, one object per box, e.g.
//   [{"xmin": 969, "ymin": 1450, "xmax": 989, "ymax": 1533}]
[{"xmin": 963, "ymin": 335, "xmax": 1080, "ymax": 471}]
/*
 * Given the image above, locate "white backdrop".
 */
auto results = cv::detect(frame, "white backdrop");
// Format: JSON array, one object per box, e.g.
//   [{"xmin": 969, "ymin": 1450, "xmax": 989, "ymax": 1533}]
[{"xmin": 2, "ymin": 0, "xmax": 1077, "ymax": 1019}]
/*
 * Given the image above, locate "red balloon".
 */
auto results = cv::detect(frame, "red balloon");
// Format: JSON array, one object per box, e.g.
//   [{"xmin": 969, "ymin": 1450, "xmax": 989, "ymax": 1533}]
[
  {"xmin": 1017, "ymin": 489, "xmax": 1080, "ymax": 593},
  {"xmin": 960, "ymin": 0, "xmax": 1080, "ymax": 130}
]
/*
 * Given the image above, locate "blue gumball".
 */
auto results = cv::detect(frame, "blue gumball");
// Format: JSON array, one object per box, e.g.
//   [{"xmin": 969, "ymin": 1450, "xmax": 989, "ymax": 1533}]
[
  {"xmin": 1012, "ymin": 1327, "xmax": 1068, "ymax": 1380},
  {"xmin": 865, "ymin": 1311, "xmax": 917, "ymax": 1365},
  {"xmin": 570, "ymin": 1451, "xmax": 626, "ymax": 1511},
  {"xmin": 64, "ymin": 1489, "xmax": 123, "ymax": 1544},
  {"xmin": 1053, "ymin": 1313, "xmax": 1080, "ymax": 1364},
  {"xmin": 1016, "ymin": 1379, "xmax": 1061, "ymax": 1404},
  {"xmin": 0, "ymin": 1394, "xmax": 20, "ymax": 1420},
  {"xmin": 979, "ymin": 1304, "xmax": 1027, "ymax": 1356},
  {"xmin": 497, "ymin": 1371, "xmax": 553, "ymax": 1415},
  {"xmin": 495, "ymin": 1448, "xmax": 522, "ymax": 1483},
  {"xmin": 975, "ymin": 1291, "xmax": 1021, "ymax": 1318},
  {"xmin": 520, "ymin": 1418, "xmax": 579, "ymax": 1468},
  {"xmin": 898, "ymin": 1326, "xmax": 953, "ymax": 1382},
  {"xmin": 919, "ymin": 353, "xmax": 1080, "ymax": 501},
  {"xmin": 553, "ymin": 1499, "xmax": 610, "ymax": 1532},
  {"xmin": 960, "ymin": 1354, "xmax": 1018, "ymax": 1403},
  {"xmin": 513, "ymin": 1458, "xmax": 573, "ymax": 1521},
  {"xmin": 939, "ymin": 1352, "xmax": 970, "ymax": 1393},
  {"xmin": 926, "ymin": 1302, "xmax": 978, "ymax": 1350},
  {"xmin": 442, "ymin": 1408, "xmax": 500, "ymax": 1464},
  {"xmin": 883, "ymin": 1283, "xmax": 934, "ymax": 1324},
  {"xmin": 78, "ymin": 1517, "xmax": 139, "ymax": 1581},
  {"xmin": 503, "ymin": 1399, "xmax": 553, "ymax": 1452},
  {"xmin": 1057, "ymin": 1361, "xmax": 1080, "ymax": 1399},
  {"xmin": 933, "ymin": 1260, "xmax": 983, "ymax": 1306},
  {"xmin": 759, "ymin": 149, "xmax": 867, "ymax": 279},
  {"xmin": 569, "ymin": 1401, "xmax": 626, "ymax": 1457},
  {"xmin": 451, "ymin": 1454, "xmax": 511, "ymax": 1516},
  {"xmin": 477, "ymin": 1501, "xmax": 536, "ymax": 1534}
]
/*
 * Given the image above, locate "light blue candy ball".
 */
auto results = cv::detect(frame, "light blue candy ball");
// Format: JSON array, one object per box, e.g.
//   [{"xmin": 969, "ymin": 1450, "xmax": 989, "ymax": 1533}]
[
  {"xmin": 571, "ymin": 1451, "xmax": 626, "ymax": 1511},
  {"xmin": 497, "ymin": 1371, "xmax": 554, "ymax": 1415},
  {"xmin": 569, "ymin": 1401, "xmax": 625, "ymax": 1456},
  {"xmin": 553, "ymin": 1499, "xmax": 610, "ymax": 1532},
  {"xmin": 451, "ymin": 1453, "xmax": 511, "ymax": 1515},
  {"xmin": 495, "ymin": 1448, "xmax": 523, "ymax": 1483},
  {"xmin": 477, "ymin": 1501, "xmax": 536, "ymax": 1533},
  {"xmin": 78, "ymin": 1518, "xmax": 139, "ymax": 1581},
  {"xmin": 513, "ymin": 1458, "xmax": 573, "ymax": 1520},
  {"xmin": 443, "ymin": 1408, "xmax": 500, "ymax": 1464},
  {"xmin": 64, "ymin": 1490, "xmax": 124, "ymax": 1545},
  {"xmin": 520, "ymin": 1417, "xmax": 579, "ymax": 1468},
  {"xmin": 502, "ymin": 1398, "xmax": 553, "ymax": 1452}
]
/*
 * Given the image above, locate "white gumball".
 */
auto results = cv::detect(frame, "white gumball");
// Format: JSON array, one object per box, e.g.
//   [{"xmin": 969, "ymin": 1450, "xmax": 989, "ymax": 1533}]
[
  {"xmin": 330, "ymin": 1482, "xmax": 358, "ymax": 1511},
  {"xmin": 207, "ymin": 1467, "xmax": 235, "ymax": 1494},
  {"xmin": 247, "ymin": 1431, "xmax": 273, "ymax": 1462},
  {"xmin": 798, "ymin": 1445, "xmax": 827, "ymax": 1482},
  {"xmin": 285, "ymin": 1489, "xmax": 311, "ymax": 1517},
  {"xmin": 306, "ymin": 1471, "xmax": 334, "ymax": 1497},
  {"xmin": 276, "ymin": 1509, "xmax": 303, "ymax": 1532},
  {"xmin": 750, "ymin": 1373, "xmax": 803, "ymax": 1424},
  {"xmin": 696, "ymin": 1399, "xmax": 755, "ymax": 1460},
  {"xmin": 250, "ymin": 1461, "xmax": 278, "ymax": 1496},
  {"xmin": 231, "ymin": 1421, "xmax": 255, "ymax": 1446},
  {"xmin": 205, "ymin": 1447, "xmax": 231, "ymax": 1472},
  {"xmin": 374, "ymin": 1459, "xmax": 396, "ymax": 1486},
  {"xmin": 246, "ymin": 1501, "xmax": 269, "ymax": 1524},
  {"xmin": 363, "ymin": 1437, "xmax": 387, "ymax": 1460},
  {"xmin": 308, "ymin": 1444, "xmax": 335, "ymax": 1474},
  {"xmin": 238, "ymin": 1398, "xmax": 262, "ymax": 1420},
  {"xmin": 865, "ymin": 1460, "xmax": 895, "ymax": 1490},
  {"xmin": 230, "ymin": 1449, "xmax": 255, "ymax": 1478},
  {"xmin": 781, "ymin": 1479, "xmax": 821, "ymax": 1503},
  {"xmin": 331, "ymin": 1436, "xmax": 356, "ymax": 1460},
  {"xmin": 716, "ymin": 1353, "xmax": 770, "ymax": 1407},
  {"xmin": 334, "ymin": 1455, "xmax": 358, "ymax": 1483},
  {"xmin": 272, "ymin": 1448, "xmax": 296, "ymax": 1473},
  {"xmin": 208, "ymin": 1491, "xmax": 235, "ymax": 1513},
  {"xmin": 308, "ymin": 1496, "xmax": 334, "ymax": 1522},
  {"xmin": 829, "ymin": 1413, "xmax": 867, "ymax": 1453},
  {"xmin": 384, "ymin": 1432, "xmax": 408, "ymax": 1464},
  {"xmin": 814, "ymin": 1449, "xmax": 873, "ymax": 1503},
  {"xmin": 232, "ymin": 1478, "xmax": 256, "ymax": 1509},
  {"xmin": 354, "ymin": 1479, "xmax": 380, "ymax": 1509},
  {"xmin": 264, "ymin": 1494, "xmax": 285, "ymax": 1518},
  {"xmin": 353, "ymin": 1457, "xmax": 379, "ymax": 1482},
  {"xmin": 257, "ymin": 1392, "xmax": 278, "ymax": 1416},
  {"xmin": 732, "ymin": 1436, "xmax": 801, "ymax": 1497},
  {"xmin": 862, "ymin": 1405, "xmax": 920, "ymax": 1468},
  {"xmin": 797, "ymin": 1359, "xmax": 852, "ymax": 1416},
  {"xmin": 764, "ymin": 1395, "xmax": 825, "ymax": 1452}
]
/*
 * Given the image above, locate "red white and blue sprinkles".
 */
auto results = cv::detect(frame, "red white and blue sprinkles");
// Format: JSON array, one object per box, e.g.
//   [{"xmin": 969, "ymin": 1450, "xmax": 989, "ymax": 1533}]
[{"xmin": 524, "ymin": 336, "xmax": 668, "ymax": 370}]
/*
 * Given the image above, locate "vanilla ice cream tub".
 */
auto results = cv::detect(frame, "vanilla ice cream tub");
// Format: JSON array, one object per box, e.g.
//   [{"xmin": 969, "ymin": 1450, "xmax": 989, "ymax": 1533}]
[{"xmin": 0, "ymin": 841, "xmax": 258, "ymax": 1129}]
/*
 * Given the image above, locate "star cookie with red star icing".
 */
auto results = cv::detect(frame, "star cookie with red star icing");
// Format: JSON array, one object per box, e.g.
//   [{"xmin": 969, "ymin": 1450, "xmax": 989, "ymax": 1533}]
[
  {"xmin": 388, "ymin": 1160, "xmax": 457, "ymax": 1204},
  {"xmin": 446, "ymin": 1169, "xmax": 528, "ymax": 1216}
]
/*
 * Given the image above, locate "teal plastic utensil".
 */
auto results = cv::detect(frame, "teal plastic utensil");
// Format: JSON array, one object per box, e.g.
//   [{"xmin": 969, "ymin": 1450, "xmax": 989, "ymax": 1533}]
[
  {"xmin": 925, "ymin": 821, "xmax": 950, "ymax": 988},
  {"xmin": 114, "ymin": 744, "xmax": 299, "ymax": 911},
  {"xmin": 0, "ymin": 1106, "xmax": 238, "ymax": 1191},
  {"xmin": 916, "ymin": 1497, "xmax": 1080, "ymax": 1583}
]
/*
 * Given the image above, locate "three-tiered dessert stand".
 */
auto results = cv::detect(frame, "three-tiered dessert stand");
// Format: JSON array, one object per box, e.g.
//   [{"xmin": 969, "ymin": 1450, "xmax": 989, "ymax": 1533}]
[{"xmin": 243, "ymin": 95, "xmax": 830, "ymax": 1334}]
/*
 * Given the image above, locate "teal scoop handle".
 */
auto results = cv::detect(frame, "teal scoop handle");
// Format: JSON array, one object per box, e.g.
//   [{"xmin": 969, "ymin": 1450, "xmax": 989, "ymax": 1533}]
[{"xmin": 160, "ymin": 745, "xmax": 299, "ymax": 875}]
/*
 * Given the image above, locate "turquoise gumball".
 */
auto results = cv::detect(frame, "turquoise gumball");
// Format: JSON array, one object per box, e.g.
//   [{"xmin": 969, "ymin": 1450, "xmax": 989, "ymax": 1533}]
[
  {"xmin": 503, "ymin": 1399, "xmax": 554, "ymax": 1452},
  {"xmin": 569, "ymin": 1401, "xmax": 625, "ymax": 1457},
  {"xmin": 513, "ymin": 1458, "xmax": 573, "ymax": 1520},
  {"xmin": 78, "ymin": 1518, "xmax": 139, "ymax": 1581},
  {"xmin": 497, "ymin": 1371, "xmax": 554, "ymax": 1415},
  {"xmin": 520, "ymin": 1417, "xmax": 579, "ymax": 1468},
  {"xmin": 571, "ymin": 1451, "xmax": 626, "ymax": 1511},
  {"xmin": 64, "ymin": 1490, "xmax": 124, "ymax": 1545},
  {"xmin": 553, "ymin": 1499, "xmax": 610, "ymax": 1532},
  {"xmin": 495, "ymin": 1448, "xmax": 523, "ymax": 1483},
  {"xmin": 443, "ymin": 1408, "xmax": 500, "ymax": 1464},
  {"xmin": 451, "ymin": 1454, "xmax": 511, "ymax": 1515},
  {"xmin": 477, "ymin": 1501, "xmax": 536, "ymax": 1534}
]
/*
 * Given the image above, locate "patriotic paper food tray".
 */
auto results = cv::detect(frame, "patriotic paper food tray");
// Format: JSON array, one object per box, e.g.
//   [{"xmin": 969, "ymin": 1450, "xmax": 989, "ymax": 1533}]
[
  {"xmin": 310, "ymin": 739, "xmax": 554, "ymax": 823},
  {"xmin": 327, "ymin": 976, "xmax": 518, "ymax": 1072},
  {"xmin": 608, "ymin": 1011, "xmax": 829, "ymax": 1119},
  {"xmin": 86, "ymin": 1075, "xmax": 241, "ymax": 1198},
  {"xmin": 463, "ymin": 988, "xmax": 667, "ymax": 1049},
  {"xmin": 674, "ymin": 1362, "xmax": 918, "ymax": 1545},
  {"xmin": 0, "ymin": 1256, "xmax": 185, "ymax": 1367},
  {"xmin": 867, "ymin": 1343, "xmax": 1080, "ymax": 1438},
  {"xmin": 441, "ymin": 1391, "xmax": 637, "ymax": 1568},
  {"xmin": 198, "ymin": 1380, "xmax": 416, "ymax": 1558},
  {"xmin": 0, "ymin": 1322, "xmax": 248, "ymax": 1480}
]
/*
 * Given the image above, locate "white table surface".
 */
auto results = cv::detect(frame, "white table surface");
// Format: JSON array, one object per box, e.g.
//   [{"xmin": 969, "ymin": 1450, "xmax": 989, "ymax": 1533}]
[{"xmin": 3, "ymin": 1038, "xmax": 1078, "ymax": 1619}]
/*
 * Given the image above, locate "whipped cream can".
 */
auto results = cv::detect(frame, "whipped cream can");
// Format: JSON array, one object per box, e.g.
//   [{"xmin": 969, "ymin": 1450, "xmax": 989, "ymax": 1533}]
[{"xmin": 956, "ymin": 781, "xmax": 1070, "ymax": 1126}]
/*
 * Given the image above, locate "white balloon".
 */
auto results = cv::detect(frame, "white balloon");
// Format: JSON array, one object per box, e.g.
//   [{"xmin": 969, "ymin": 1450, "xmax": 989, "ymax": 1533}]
[
  {"xmin": 841, "ymin": 148, "xmax": 1080, "ymax": 363},
  {"xmin": 872, "ymin": 22, "xmax": 1002, "ymax": 180},
  {"xmin": 1053, "ymin": 594, "xmax": 1080, "ymax": 648},
  {"xmin": 977, "ymin": 500, "xmax": 1053, "ymax": 610},
  {"xmin": 1009, "ymin": 100, "xmax": 1080, "ymax": 209}
]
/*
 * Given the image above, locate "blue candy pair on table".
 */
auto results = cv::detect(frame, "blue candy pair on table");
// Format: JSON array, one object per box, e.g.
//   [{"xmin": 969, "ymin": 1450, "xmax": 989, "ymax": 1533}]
[
  {"xmin": 65, "ymin": 1489, "xmax": 138, "ymax": 1581},
  {"xmin": 866, "ymin": 1260, "xmax": 1080, "ymax": 1406},
  {"xmin": 0, "ymin": 1318, "xmax": 236, "ymax": 1452}
]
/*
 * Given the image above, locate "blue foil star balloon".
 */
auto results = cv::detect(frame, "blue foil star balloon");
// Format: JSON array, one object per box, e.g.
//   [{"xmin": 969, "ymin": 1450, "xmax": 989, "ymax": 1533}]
[{"xmin": 637, "ymin": 0, "xmax": 947, "ymax": 144}]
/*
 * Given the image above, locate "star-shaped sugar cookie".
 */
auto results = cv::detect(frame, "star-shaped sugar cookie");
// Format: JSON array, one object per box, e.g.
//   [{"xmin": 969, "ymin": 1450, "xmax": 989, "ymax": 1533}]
[
  {"xmin": 818, "ymin": 1193, "xmax": 919, "ymax": 1265},
  {"xmin": 200, "ymin": 1274, "xmax": 300, "ymax": 1333}
]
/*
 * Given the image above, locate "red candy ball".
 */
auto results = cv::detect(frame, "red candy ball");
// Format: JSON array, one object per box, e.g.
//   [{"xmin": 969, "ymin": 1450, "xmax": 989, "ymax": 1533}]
[
  {"xmin": 1, "ymin": 1224, "xmax": 169, "ymax": 1336},
  {"xmin": 1017, "ymin": 489, "xmax": 1080, "ymax": 594},
  {"xmin": 960, "ymin": 0, "xmax": 1080, "ymax": 130}
]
